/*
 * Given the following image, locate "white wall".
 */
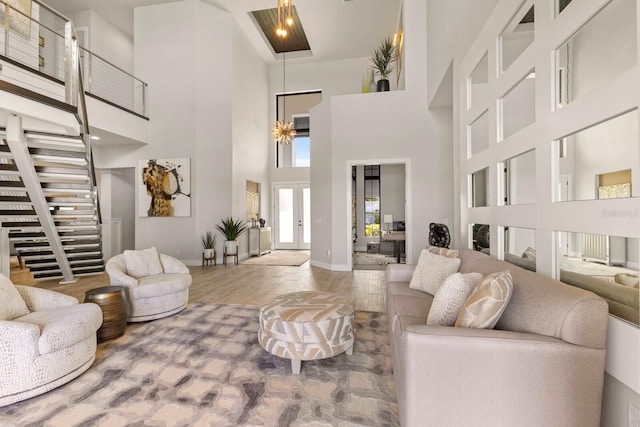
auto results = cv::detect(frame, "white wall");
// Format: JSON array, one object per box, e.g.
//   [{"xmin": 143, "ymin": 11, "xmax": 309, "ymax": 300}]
[
  {"xmin": 94, "ymin": 0, "xmax": 268, "ymax": 264},
  {"xmin": 68, "ymin": 9, "xmax": 134, "ymax": 74},
  {"xmin": 231, "ymin": 20, "xmax": 270, "ymax": 251},
  {"xmin": 426, "ymin": 0, "xmax": 498, "ymax": 105},
  {"xmin": 111, "ymin": 168, "xmax": 136, "ymax": 251},
  {"xmin": 311, "ymin": 0, "xmax": 454, "ymax": 270}
]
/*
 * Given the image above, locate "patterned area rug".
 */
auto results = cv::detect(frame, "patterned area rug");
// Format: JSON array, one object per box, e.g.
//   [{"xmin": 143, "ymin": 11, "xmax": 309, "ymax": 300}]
[
  {"xmin": 1, "ymin": 303, "xmax": 398, "ymax": 426},
  {"xmin": 240, "ymin": 250, "xmax": 310, "ymax": 266}
]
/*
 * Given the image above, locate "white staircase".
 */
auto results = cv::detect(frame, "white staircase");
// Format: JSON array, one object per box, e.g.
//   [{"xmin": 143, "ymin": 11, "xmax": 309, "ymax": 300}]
[{"xmin": 0, "ymin": 21, "xmax": 103, "ymax": 282}]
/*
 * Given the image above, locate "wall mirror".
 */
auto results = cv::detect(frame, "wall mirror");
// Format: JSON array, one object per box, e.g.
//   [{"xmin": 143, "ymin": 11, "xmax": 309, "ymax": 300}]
[
  {"xmin": 246, "ymin": 180, "xmax": 260, "ymax": 226},
  {"xmin": 555, "ymin": 0, "xmax": 573, "ymax": 15},
  {"xmin": 468, "ymin": 53, "xmax": 488, "ymax": 110},
  {"xmin": 470, "ymin": 167, "xmax": 489, "ymax": 207},
  {"xmin": 500, "ymin": 1, "xmax": 534, "ymax": 72},
  {"xmin": 471, "ymin": 223, "xmax": 491, "ymax": 253},
  {"xmin": 555, "ymin": 0, "xmax": 636, "ymax": 109},
  {"xmin": 500, "ymin": 70, "xmax": 535, "ymax": 141},
  {"xmin": 468, "ymin": 110, "xmax": 489, "ymax": 157},
  {"xmin": 556, "ymin": 231, "xmax": 639, "ymax": 326},
  {"xmin": 502, "ymin": 149, "xmax": 536, "ymax": 205},
  {"xmin": 556, "ymin": 110, "xmax": 637, "ymax": 202},
  {"xmin": 503, "ymin": 226, "xmax": 536, "ymax": 271}
]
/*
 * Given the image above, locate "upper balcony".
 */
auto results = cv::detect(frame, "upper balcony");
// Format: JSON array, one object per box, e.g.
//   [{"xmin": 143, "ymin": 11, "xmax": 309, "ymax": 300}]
[{"xmin": 0, "ymin": 0, "xmax": 149, "ymax": 144}]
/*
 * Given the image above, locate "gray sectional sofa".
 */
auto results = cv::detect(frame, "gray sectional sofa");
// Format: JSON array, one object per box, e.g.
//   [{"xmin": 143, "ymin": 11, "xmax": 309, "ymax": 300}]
[{"xmin": 386, "ymin": 248, "xmax": 609, "ymax": 427}]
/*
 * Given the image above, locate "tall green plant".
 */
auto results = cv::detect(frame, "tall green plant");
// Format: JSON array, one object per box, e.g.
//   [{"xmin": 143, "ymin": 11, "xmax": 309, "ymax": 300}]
[
  {"xmin": 370, "ymin": 36, "xmax": 397, "ymax": 80},
  {"xmin": 215, "ymin": 217, "xmax": 248, "ymax": 241},
  {"xmin": 201, "ymin": 231, "xmax": 216, "ymax": 249}
]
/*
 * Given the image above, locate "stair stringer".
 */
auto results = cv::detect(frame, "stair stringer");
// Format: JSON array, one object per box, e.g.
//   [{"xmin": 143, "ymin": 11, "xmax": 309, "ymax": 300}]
[{"xmin": 5, "ymin": 115, "xmax": 76, "ymax": 283}]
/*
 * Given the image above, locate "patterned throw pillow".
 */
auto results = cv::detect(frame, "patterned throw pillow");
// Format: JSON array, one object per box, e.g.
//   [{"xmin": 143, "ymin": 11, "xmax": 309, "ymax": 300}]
[
  {"xmin": 427, "ymin": 272, "xmax": 483, "ymax": 326},
  {"xmin": 522, "ymin": 247, "xmax": 537, "ymax": 261},
  {"xmin": 426, "ymin": 246, "xmax": 459, "ymax": 258},
  {"xmin": 123, "ymin": 247, "xmax": 164, "ymax": 279},
  {"xmin": 409, "ymin": 250, "xmax": 461, "ymax": 295},
  {"xmin": 455, "ymin": 270, "xmax": 513, "ymax": 329},
  {"xmin": 0, "ymin": 273, "xmax": 29, "ymax": 320}
]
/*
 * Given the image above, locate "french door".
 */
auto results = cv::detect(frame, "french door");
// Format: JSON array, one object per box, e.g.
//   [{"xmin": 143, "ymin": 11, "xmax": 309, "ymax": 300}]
[{"xmin": 274, "ymin": 183, "xmax": 310, "ymax": 250}]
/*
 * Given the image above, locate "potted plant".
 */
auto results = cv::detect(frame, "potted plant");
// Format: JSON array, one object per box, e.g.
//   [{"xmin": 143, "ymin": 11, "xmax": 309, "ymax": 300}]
[
  {"xmin": 201, "ymin": 231, "xmax": 216, "ymax": 259},
  {"xmin": 370, "ymin": 36, "xmax": 397, "ymax": 92},
  {"xmin": 215, "ymin": 216, "xmax": 248, "ymax": 254}
]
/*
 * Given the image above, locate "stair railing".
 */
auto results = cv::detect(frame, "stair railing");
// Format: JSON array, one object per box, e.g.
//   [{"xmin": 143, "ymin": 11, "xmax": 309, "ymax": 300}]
[{"xmin": 65, "ymin": 20, "xmax": 103, "ymax": 234}]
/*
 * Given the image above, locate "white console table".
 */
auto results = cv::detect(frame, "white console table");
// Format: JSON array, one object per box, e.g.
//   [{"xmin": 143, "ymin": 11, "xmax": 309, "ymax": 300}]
[{"xmin": 249, "ymin": 227, "xmax": 271, "ymax": 256}]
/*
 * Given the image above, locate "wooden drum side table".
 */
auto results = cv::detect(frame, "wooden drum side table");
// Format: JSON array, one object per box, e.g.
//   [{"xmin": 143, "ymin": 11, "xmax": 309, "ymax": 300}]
[{"xmin": 84, "ymin": 286, "xmax": 128, "ymax": 342}]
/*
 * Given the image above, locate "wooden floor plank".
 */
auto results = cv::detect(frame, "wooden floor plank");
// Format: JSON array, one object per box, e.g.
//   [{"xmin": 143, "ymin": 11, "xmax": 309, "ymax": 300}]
[{"xmin": 9, "ymin": 257, "xmax": 388, "ymax": 312}]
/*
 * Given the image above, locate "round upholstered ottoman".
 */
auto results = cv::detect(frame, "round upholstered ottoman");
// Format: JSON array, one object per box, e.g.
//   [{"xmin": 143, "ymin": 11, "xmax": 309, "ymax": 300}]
[{"xmin": 258, "ymin": 291, "xmax": 355, "ymax": 374}]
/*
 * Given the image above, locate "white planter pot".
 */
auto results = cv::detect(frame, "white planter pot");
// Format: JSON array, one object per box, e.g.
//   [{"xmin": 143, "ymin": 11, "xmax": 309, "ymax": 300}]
[
  {"xmin": 224, "ymin": 240, "xmax": 238, "ymax": 254},
  {"xmin": 203, "ymin": 248, "xmax": 214, "ymax": 259}
]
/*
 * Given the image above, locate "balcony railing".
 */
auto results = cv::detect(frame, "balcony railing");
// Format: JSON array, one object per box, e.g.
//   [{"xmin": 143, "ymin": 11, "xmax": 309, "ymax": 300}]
[{"xmin": 0, "ymin": 0, "xmax": 147, "ymax": 117}]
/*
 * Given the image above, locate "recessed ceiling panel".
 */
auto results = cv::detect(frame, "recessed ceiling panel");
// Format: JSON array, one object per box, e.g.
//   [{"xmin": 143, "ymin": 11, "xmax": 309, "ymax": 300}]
[{"xmin": 251, "ymin": 6, "xmax": 310, "ymax": 54}]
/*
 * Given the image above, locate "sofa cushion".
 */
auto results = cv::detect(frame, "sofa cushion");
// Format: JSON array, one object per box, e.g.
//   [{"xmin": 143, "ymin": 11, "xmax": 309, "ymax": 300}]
[
  {"xmin": 15, "ymin": 303, "xmax": 102, "ymax": 354},
  {"xmin": 456, "ymin": 270, "xmax": 513, "ymax": 329},
  {"xmin": 123, "ymin": 247, "xmax": 164, "ymax": 278},
  {"xmin": 0, "ymin": 274, "xmax": 29, "ymax": 321},
  {"xmin": 133, "ymin": 273, "xmax": 192, "ymax": 299},
  {"xmin": 409, "ymin": 250, "xmax": 461, "ymax": 295},
  {"xmin": 427, "ymin": 272, "xmax": 483, "ymax": 326},
  {"xmin": 426, "ymin": 246, "xmax": 459, "ymax": 258}
]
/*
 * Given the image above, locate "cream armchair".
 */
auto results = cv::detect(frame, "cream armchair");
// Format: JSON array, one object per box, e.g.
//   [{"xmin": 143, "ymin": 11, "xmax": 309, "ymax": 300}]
[
  {"xmin": 106, "ymin": 247, "xmax": 192, "ymax": 322},
  {"xmin": 0, "ymin": 277, "xmax": 102, "ymax": 407}
]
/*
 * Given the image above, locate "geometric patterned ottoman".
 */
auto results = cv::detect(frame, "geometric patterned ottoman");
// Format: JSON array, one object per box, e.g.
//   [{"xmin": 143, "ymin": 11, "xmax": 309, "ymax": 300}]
[{"xmin": 258, "ymin": 291, "xmax": 355, "ymax": 374}]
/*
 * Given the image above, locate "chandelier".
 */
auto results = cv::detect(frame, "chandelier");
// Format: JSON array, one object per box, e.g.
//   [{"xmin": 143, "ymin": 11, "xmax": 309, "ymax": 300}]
[
  {"xmin": 272, "ymin": 1, "xmax": 296, "ymax": 145},
  {"xmin": 276, "ymin": 0, "xmax": 293, "ymax": 38}
]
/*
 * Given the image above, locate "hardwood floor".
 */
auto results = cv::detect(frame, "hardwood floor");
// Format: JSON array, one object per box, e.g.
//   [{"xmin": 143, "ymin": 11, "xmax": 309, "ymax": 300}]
[{"xmin": 10, "ymin": 256, "xmax": 387, "ymax": 312}]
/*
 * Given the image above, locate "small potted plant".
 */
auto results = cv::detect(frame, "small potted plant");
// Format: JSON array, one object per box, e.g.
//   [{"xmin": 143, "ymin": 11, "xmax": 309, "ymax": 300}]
[
  {"xmin": 370, "ymin": 36, "xmax": 397, "ymax": 92},
  {"xmin": 215, "ymin": 216, "xmax": 248, "ymax": 254},
  {"xmin": 201, "ymin": 231, "xmax": 216, "ymax": 259}
]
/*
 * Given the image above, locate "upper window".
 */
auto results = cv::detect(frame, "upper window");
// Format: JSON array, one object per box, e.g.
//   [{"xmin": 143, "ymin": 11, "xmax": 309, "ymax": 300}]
[{"xmin": 276, "ymin": 91, "xmax": 322, "ymax": 168}]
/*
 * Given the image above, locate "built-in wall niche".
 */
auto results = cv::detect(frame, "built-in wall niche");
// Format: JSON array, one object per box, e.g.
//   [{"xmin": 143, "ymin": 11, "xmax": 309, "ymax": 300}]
[
  {"xmin": 500, "ymin": 1, "xmax": 534, "ymax": 73},
  {"xmin": 470, "ymin": 167, "xmax": 489, "ymax": 207},
  {"xmin": 468, "ymin": 110, "xmax": 489, "ymax": 157},
  {"xmin": 468, "ymin": 53, "xmax": 488, "ymax": 110},
  {"xmin": 500, "ymin": 70, "xmax": 535, "ymax": 141},
  {"xmin": 556, "ymin": 231, "xmax": 639, "ymax": 326},
  {"xmin": 503, "ymin": 226, "xmax": 536, "ymax": 271},
  {"xmin": 598, "ymin": 169, "xmax": 631, "ymax": 199},
  {"xmin": 470, "ymin": 223, "xmax": 490, "ymax": 253},
  {"xmin": 556, "ymin": 110, "xmax": 637, "ymax": 202},
  {"xmin": 246, "ymin": 180, "xmax": 260, "ymax": 226},
  {"xmin": 502, "ymin": 149, "xmax": 536, "ymax": 205},
  {"xmin": 555, "ymin": 0, "xmax": 637, "ymax": 110}
]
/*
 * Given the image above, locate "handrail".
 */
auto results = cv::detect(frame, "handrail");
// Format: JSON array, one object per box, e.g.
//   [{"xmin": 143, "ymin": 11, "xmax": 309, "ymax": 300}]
[
  {"xmin": 32, "ymin": 0, "xmax": 71, "ymax": 23},
  {"xmin": 0, "ymin": 0, "xmax": 148, "ymax": 117},
  {"xmin": 78, "ymin": 46, "xmax": 147, "ymax": 87},
  {"xmin": 70, "ymin": 23, "xmax": 102, "ymax": 225}
]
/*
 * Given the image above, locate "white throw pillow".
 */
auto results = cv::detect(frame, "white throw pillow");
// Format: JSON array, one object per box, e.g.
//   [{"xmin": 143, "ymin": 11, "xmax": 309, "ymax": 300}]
[
  {"xmin": 409, "ymin": 250, "xmax": 461, "ymax": 295},
  {"xmin": 455, "ymin": 270, "xmax": 513, "ymax": 329},
  {"xmin": 123, "ymin": 247, "xmax": 164, "ymax": 279},
  {"xmin": 0, "ymin": 273, "xmax": 29, "ymax": 320},
  {"xmin": 427, "ymin": 272, "xmax": 483, "ymax": 326}
]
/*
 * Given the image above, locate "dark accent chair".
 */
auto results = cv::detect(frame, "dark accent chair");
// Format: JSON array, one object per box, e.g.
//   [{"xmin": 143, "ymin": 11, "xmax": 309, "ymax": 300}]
[{"xmin": 428, "ymin": 223, "xmax": 450, "ymax": 248}]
